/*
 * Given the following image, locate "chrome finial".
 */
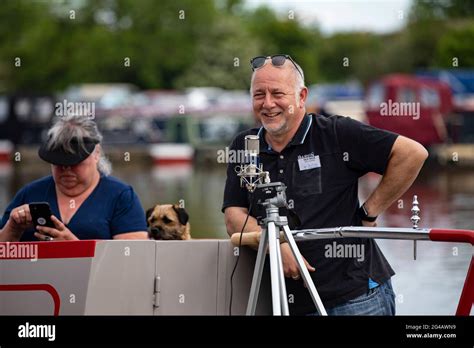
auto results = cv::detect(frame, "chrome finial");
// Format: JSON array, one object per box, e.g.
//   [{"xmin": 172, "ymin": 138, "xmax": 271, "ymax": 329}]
[
  {"xmin": 411, "ymin": 195, "xmax": 421, "ymax": 260},
  {"xmin": 411, "ymin": 195, "xmax": 420, "ymax": 229}
]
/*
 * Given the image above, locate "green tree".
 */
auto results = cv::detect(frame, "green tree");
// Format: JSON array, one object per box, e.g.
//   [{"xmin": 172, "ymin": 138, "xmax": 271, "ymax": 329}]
[
  {"xmin": 435, "ymin": 22, "xmax": 474, "ymax": 67},
  {"xmin": 318, "ymin": 32, "xmax": 385, "ymax": 83},
  {"xmin": 174, "ymin": 15, "xmax": 260, "ymax": 89},
  {"xmin": 0, "ymin": 0, "xmax": 219, "ymax": 91},
  {"xmin": 404, "ymin": 20, "xmax": 448, "ymax": 69},
  {"xmin": 244, "ymin": 6, "xmax": 322, "ymax": 85},
  {"xmin": 0, "ymin": 0, "xmax": 68, "ymax": 92},
  {"xmin": 409, "ymin": 0, "xmax": 474, "ymax": 22},
  {"xmin": 407, "ymin": 0, "xmax": 474, "ymax": 69}
]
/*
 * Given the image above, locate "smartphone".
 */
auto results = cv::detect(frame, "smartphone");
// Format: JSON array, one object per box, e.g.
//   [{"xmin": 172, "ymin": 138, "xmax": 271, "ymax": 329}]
[{"xmin": 29, "ymin": 202, "xmax": 55, "ymax": 229}]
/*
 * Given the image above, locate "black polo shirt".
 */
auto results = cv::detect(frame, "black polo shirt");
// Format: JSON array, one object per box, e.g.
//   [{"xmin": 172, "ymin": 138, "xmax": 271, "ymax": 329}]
[{"xmin": 222, "ymin": 113, "xmax": 399, "ymax": 314}]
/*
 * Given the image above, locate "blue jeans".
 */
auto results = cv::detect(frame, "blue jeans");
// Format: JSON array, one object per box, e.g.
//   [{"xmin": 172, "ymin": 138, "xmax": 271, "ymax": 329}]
[{"xmin": 310, "ymin": 280, "xmax": 396, "ymax": 316}]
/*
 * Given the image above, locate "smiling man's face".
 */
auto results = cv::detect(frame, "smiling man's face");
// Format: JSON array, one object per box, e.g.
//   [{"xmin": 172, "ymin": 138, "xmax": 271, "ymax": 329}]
[{"xmin": 251, "ymin": 61, "xmax": 306, "ymax": 137}]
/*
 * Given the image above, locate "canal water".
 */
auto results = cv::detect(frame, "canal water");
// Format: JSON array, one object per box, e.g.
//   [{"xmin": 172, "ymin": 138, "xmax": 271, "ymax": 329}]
[{"xmin": 0, "ymin": 161, "xmax": 472, "ymax": 315}]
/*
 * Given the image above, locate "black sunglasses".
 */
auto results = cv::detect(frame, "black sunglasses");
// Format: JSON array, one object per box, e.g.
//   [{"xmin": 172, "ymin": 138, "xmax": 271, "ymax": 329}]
[{"xmin": 250, "ymin": 54, "xmax": 303, "ymax": 77}]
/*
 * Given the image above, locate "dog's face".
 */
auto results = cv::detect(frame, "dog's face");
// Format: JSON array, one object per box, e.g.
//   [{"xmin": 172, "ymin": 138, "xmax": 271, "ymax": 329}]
[{"xmin": 146, "ymin": 203, "xmax": 191, "ymax": 240}]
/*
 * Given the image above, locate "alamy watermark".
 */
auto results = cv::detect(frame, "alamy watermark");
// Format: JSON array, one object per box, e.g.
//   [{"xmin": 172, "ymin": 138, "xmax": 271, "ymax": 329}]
[
  {"xmin": 55, "ymin": 99, "xmax": 95, "ymax": 119},
  {"xmin": 0, "ymin": 242, "xmax": 38, "ymax": 261},
  {"xmin": 380, "ymin": 99, "xmax": 420, "ymax": 120},
  {"xmin": 324, "ymin": 241, "xmax": 365, "ymax": 262},
  {"xmin": 18, "ymin": 322, "xmax": 55, "ymax": 341},
  {"xmin": 216, "ymin": 147, "xmax": 257, "ymax": 164}
]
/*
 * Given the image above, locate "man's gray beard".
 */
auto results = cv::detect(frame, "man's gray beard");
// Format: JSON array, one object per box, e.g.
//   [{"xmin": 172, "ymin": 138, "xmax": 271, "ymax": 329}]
[{"xmin": 264, "ymin": 121, "xmax": 288, "ymax": 137}]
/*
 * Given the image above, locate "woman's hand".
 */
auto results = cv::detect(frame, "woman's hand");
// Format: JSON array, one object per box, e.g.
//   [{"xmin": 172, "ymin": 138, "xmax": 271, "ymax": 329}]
[
  {"xmin": 0, "ymin": 204, "xmax": 34, "ymax": 241},
  {"xmin": 34, "ymin": 215, "xmax": 79, "ymax": 241},
  {"xmin": 7, "ymin": 204, "xmax": 33, "ymax": 234}
]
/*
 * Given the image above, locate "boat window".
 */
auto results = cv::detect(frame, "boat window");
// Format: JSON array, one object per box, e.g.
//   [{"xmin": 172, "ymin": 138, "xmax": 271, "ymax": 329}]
[
  {"xmin": 199, "ymin": 117, "xmax": 239, "ymax": 143},
  {"xmin": 34, "ymin": 97, "xmax": 54, "ymax": 123},
  {"xmin": 420, "ymin": 88, "xmax": 440, "ymax": 108},
  {"xmin": 366, "ymin": 83, "xmax": 385, "ymax": 110},
  {"xmin": 0, "ymin": 96, "xmax": 8, "ymax": 123},
  {"xmin": 14, "ymin": 98, "xmax": 31, "ymax": 122},
  {"xmin": 397, "ymin": 87, "xmax": 417, "ymax": 103}
]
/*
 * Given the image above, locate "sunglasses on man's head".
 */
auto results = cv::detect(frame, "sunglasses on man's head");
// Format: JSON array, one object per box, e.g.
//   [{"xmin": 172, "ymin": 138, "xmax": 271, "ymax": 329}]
[{"xmin": 250, "ymin": 54, "xmax": 303, "ymax": 77}]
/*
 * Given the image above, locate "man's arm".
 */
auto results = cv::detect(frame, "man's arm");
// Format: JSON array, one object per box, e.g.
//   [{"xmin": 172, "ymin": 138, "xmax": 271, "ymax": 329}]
[
  {"xmin": 224, "ymin": 207, "xmax": 261, "ymax": 237},
  {"xmin": 224, "ymin": 206, "xmax": 315, "ymax": 278},
  {"xmin": 364, "ymin": 135, "xmax": 428, "ymax": 219}
]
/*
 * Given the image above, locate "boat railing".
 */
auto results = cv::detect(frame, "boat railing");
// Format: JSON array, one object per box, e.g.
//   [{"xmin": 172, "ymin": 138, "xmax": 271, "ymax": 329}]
[{"xmin": 292, "ymin": 226, "xmax": 474, "ymax": 315}]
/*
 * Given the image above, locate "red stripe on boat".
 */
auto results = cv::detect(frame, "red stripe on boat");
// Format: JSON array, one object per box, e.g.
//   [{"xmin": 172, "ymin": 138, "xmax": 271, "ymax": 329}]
[
  {"xmin": 153, "ymin": 158, "xmax": 193, "ymax": 165},
  {"xmin": 0, "ymin": 284, "xmax": 61, "ymax": 315}
]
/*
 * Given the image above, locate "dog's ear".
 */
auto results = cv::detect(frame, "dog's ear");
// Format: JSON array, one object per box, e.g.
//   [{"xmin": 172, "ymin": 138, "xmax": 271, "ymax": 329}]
[
  {"xmin": 173, "ymin": 205, "xmax": 189, "ymax": 225},
  {"xmin": 145, "ymin": 207, "xmax": 155, "ymax": 226}
]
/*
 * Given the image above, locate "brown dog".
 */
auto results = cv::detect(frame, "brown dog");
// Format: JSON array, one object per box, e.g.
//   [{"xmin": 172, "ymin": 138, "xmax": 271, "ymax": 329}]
[{"xmin": 146, "ymin": 203, "xmax": 191, "ymax": 240}]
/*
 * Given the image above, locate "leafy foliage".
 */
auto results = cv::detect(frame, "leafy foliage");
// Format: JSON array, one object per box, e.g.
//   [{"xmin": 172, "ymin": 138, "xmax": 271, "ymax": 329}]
[{"xmin": 0, "ymin": 0, "xmax": 473, "ymax": 93}]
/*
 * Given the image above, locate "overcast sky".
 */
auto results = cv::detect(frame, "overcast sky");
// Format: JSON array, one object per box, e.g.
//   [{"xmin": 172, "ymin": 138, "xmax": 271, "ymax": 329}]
[{"xmin": 245, "ymin": 0, "xmax": 413, "ymax": 34}]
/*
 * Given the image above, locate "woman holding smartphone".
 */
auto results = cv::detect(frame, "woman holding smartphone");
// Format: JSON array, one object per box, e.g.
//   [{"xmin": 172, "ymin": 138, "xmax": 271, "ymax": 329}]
[{"xmin": 0, "ymin": 115, "xmax": 148, "ymax": 241}]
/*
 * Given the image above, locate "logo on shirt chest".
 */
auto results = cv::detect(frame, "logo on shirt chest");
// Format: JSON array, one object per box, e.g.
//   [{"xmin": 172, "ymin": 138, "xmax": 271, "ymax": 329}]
[{"xmin": 297, "ymin": 153, "xmax": 321, "ymax": 171}]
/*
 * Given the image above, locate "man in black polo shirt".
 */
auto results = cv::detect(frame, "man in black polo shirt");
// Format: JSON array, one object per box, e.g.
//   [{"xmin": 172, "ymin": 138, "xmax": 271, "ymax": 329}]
[{"xmin": 222, "ymin": 55, "xmax": 428, "ymax": 315}]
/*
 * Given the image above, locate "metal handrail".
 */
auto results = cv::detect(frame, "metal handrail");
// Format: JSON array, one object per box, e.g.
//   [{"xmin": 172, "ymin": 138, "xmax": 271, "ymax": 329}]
[
  {"xmin": 290, "ymin": 225, "xmax": 474, "ymax": 316},
  {"xmin": 292, "ymin": 226, "xmax": 431, "ymax": 241}
]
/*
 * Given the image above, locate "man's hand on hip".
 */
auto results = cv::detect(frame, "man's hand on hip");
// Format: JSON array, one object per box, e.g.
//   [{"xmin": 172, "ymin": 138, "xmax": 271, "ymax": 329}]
[{"xmin": 281, "ymin": 242, "xmax": 315, "ymax": 280}]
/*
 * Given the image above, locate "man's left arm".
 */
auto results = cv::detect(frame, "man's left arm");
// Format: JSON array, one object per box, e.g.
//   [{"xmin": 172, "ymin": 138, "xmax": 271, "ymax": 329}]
[{"xmin": 363, "ymin": 135, "xmax": 428, "ymax": 225}]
